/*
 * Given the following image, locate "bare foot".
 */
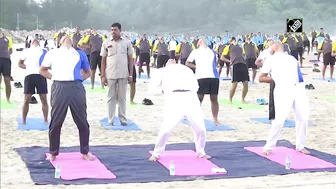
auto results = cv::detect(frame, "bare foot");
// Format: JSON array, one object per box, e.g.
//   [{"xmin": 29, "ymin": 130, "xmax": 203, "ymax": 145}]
[
  {"xmin": 6, "ymin": 99, "xmax": 11, "ymax": 104},
  {"xmin": 148, "ymin": 156, "xmax": 158, "ymax": 162},
  {"xmin": 82, "ymin": 154, "xmax": 94, "ymax": 161},
  {"xmin": 322, "ymin": 77, "xmax": 325, "ymax": 80},
  {"xmin": 298, "ymin": 148, "xmax": 311, "ymax": 155},
  {"xmin": 213, "ymin": 120, "xmax": 220, "ymax": 126},
  {"xmin": 200, "ymin": 154, "xmax": 212, "ymax": 159},
  {"xmin": 241, "ymin": 100, "xmax": 248, "ymax": 104},
  {"xmin": 262, "ymin": 149, "xmax": 271, "ymax": 156},
  {"xmin": 91, "ymin": 86, "xmax": 94, "ymax": 89},
  {"xmin": 44, "ymin": 121, "xmax": 49, "ymax": 125},
  {"xmin": 228, "ymin": 100, "xmax": 233, "ymax": 104},
  {"xmin": 46, "ymin": 154, "xmax": 56, "ymax": 161},
  {"xmin": 130, "ymin": 102, "xmax": 137, "ymax": 105}
]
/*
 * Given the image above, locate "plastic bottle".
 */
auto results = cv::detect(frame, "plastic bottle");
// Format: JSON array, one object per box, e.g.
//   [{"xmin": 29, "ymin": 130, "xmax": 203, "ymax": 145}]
[
  {"xmin": 54, "ymin": 164, "xmax": 61, "ymax": 178},
  {"xmin": 169, "ymin": 161, "xmax": 175, "ymax": 176},
  {"xmin": 285, "ymin": 155, "xmax": 291, "ymax": 170}
]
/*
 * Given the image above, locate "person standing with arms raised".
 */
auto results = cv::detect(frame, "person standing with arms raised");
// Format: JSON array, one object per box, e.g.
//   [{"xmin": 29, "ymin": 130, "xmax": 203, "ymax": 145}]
[
  {"xmin": 100, "ymin": 23, "xmax": 134, "ymax": 126},
  {"xmin": 40, "ymin": 35, "xmax": 92, "ymax": 161}
]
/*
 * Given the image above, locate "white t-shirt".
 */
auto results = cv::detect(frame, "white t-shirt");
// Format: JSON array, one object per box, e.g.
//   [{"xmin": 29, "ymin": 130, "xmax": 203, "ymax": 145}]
[
  {"xmin": 19, "ymin": 46, "xmax": 47, "ymax": 76},
  {"xmin": 148, "ymin": 64, "xmax": 199, "ymax": 95},
  {"xmin": 261, "ymin": 52, "xmax": 301, "ymax": 87},
  {"xmin": 41, "ymin": 47, "xmax": 90, "ymax": 81},
  {"xmin": 186, "ymin": 47, "xmax": 219, "ymax": 79},
  {"xmin": 257, "ymin": 47, "xmax": 272, "ymax": 64},
  {"xmin": 169, "ymin": 40, "xmax": 177, "ymax": 51}
]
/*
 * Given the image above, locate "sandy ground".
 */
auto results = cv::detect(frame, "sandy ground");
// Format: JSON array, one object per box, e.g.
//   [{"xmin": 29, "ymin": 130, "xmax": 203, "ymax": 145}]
[{"xmin": 1, "ymin": 44, "xmax": 336, "ymax": 189}]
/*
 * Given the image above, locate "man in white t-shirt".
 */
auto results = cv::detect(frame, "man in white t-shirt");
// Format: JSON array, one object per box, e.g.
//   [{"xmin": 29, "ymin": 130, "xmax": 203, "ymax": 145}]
[
  {"xmin": 168, "ymin": 37, "xmax": 178, "ymax": 60},
  {"xmin": 18, "ymin": 38, "xmax": 49, "ymax": 125},
  {"xmin": 186, "ymin": 39, "xmax": 221, "ymax": 126},
  {"xmin": 148, "ymin": 59, "xmax": 211, "ymax": 161},
  {"xmin": 259, "ymin": 41, "xmax": 310, "ymax": 155},
  {"xmin": 255, "ymin": 40, "xmax": 275, "ymax": 120}
]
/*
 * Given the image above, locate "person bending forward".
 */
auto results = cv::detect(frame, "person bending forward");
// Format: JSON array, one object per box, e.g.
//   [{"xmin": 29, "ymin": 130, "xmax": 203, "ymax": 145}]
[{"xmin": 148, "ymin": 59, "xmax": 211, "ymax": 161}]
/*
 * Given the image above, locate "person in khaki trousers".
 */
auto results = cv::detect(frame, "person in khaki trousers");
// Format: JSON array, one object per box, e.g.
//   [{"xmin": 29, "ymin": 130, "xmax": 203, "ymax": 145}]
[{"xmin": 100, "ymin": 23, "xmax": 134, "ymax": 126}]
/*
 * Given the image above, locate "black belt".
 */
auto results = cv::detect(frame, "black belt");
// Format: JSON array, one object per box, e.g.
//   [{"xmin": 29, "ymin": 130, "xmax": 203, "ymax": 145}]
[{"xmin": 173, "ymin": 89, "xmax": 190, "ymax": 92}]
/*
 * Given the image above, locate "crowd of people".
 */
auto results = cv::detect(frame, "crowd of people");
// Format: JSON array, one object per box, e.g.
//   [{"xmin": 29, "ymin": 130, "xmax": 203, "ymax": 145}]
[{"xmin": 0, "ymin": 24, "xmax": 335, "ymax": 161}]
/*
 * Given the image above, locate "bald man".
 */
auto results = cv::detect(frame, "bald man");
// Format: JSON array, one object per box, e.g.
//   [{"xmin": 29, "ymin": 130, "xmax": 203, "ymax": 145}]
[
  {"xmin": 148, "ymin": 59, "xmax": 211, "ymax": 161},
  {"xmin": 186, "ymin": 39, "xmax": 221, "ymax": 126},
  {"xmin": 259, "ymin": 41, "xmax": 310, "ymax": 155}
]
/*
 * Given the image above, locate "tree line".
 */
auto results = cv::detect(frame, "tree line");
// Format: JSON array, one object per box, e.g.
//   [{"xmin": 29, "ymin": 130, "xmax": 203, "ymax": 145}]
[{"xmin": 1, "ymin": 0, "xmax": 335, "ymax": 35}]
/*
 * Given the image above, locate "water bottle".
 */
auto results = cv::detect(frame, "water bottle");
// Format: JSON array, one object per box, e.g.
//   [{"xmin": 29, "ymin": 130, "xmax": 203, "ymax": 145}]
[
  {"xmin": 285, "ymin": 155, "xmax": 291, "ymax": 170},
  {"xmin": 169, "ymin": 161, "xmax": 175, "ymax": 176},
  {"xmin": 54, "ymin": 164, "xmax": 61, "ymax": 178}
]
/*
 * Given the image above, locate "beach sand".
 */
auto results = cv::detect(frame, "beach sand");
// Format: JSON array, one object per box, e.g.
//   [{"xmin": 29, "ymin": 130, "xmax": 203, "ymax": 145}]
[{"xmin": 1, "ymin": 45, "xmax": 335, "ymax": 189}]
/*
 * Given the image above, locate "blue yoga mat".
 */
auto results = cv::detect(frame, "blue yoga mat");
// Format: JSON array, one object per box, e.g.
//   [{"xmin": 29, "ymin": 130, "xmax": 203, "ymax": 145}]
[
  {"xmin": 313, "ymin": 78, "xmax": 336, "ymax": 82},
  {"xmin": 139, "ymin": 75, "xmax": 149, "ymax": 79},
  {"xmin": 100, "ymin": 117, "xmax": 141, "ymax": 131},
  {"xmin": 82, "ymin": 79, "xmax": 101, "ymax": 85},
  {"xmin": 17, "ymin": 118, "xmax": 49, "ymax": 131},
  {"xmin": 14, "ymin": 140, "xmax": 336, "ymax": 185},
  {"xmin": 220, "ymin": 77, "xmax": 231, "ymax": 81},
  {"xmin": 181, "ymin": 119, "xmax": 235, "ymax": 131},
  {"xmin": 251, "ymin": 117, "xmax": 315, "ymax": 128}
]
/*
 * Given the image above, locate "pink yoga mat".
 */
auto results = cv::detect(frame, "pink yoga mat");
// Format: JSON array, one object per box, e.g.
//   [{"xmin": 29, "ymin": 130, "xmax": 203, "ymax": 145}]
[
  {"xmin": 149, "ymin": 150, "xmax": 226, "ymax": 176},
  {"xmin": 45, "ymin": 152, "xmax": 116, "ymax": 180},
  {"xmin": 244, "ymin": 147, "xmax": 336, "ymax": 170}
]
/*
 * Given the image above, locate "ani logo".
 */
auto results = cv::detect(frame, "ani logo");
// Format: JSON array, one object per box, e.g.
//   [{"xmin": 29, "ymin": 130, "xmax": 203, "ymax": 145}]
[{"xmin": 286, "ymin": 18, "xmax": 303, "ymax": 33}]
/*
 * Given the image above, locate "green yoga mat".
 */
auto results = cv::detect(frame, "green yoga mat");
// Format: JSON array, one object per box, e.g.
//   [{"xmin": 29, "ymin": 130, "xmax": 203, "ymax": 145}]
[
  {"xmin": 127, "ymin": 103, "xmax": 144, "ymax": 109},
  {"xmin": 0, "ymin": 99, "xmax": 16, "ymax": 109},
  {"xmin": 219, "ymin": 98, "xmax": 266, "ymax": 110},
  {"xmin": 318, "ymin": 96, "xmax": 336, "ymax": 101},
  {"xmin": 85, "ymin": 86, "xmax": 108, "ymax": 93}
]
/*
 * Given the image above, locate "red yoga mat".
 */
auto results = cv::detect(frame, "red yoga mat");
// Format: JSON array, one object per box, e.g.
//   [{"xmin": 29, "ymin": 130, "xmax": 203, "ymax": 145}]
[
  {"xmin": 244, "ymin": 147, "xmax": 336, "ymax": 170},
  {"xmin": 46, "ymin": 152, "xmax": 116, "ymax": 180},
  {"xmin": 149, "ymin": 150, "xmax": 227, "ymax": 176}
]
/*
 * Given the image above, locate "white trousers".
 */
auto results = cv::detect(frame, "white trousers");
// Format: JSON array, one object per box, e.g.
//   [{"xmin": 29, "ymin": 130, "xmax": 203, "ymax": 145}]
[
  {"xmin": 152, "ymin": 91, "xmax": 207, "ymax": 158},
  {"xmin": 264, "ymin": 83, "xmax": 309, "ymax": 151}
]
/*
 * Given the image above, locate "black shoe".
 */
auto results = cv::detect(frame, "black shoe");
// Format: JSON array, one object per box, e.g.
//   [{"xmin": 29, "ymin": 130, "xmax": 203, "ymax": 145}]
[
  {"xmin": 142, "ymin": 98, "xmax": 154, "ymax": 105},
  {"xmin": 29, "ymin": 96, "xmax": 38, "ymax": 104},
  {"xmin": 10, "ymin": 77, "xmax": 14, "ymax": 81},
  {"xmin": 308, "ymin": 84, "xmax": 315, "ymax": 90},
  {"xmin": 313, "ymin": 68, "xmax": 320, "ymax": 72}
]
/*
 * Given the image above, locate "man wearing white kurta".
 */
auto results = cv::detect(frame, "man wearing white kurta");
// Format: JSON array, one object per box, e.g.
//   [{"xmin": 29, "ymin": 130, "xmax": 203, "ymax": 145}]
[
  {"xmin": 148, "ymin": 59, "xmax": 211, "ymax": 161},
  {"xmin": 259, "ymin": 42, "xmax": 310, "ymax": 155}
]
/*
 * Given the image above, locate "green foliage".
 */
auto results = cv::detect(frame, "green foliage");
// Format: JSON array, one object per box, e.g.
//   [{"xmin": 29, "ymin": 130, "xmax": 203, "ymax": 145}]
[{"xmin": 1, "ymin": 0, "xmax": 335, "ymax": 34}]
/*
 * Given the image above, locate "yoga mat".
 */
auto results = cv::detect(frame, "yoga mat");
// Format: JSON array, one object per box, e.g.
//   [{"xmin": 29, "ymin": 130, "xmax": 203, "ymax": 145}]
[
  {"xmin": 46, "ymin": 152, "xmax": 116, "ymax": 180},
  {"xmin": 181, "ymin": 119, "xmax": 235, "ymax": 131},
  {"xmin": 0, "ymin": 99, "xmax": 16, "ymax": 110},
  {"xmin": 251, "ymin": 117, "xmax": 315, "ymax": 128},
  {"xmin": 15, "ymin": 140, "xmax": 336, "ymax": 185},
  {"xmin": 82, "ymin": 79, "xmax": 101, "ymax": 85},
  {"xmin": 309, "ymin": 60, "xmax": 320, "ymax": 63},
  {"xmin": 100, "ymin": 117, "xmax": 141, "ymax": 131},
  {"xmin": 17, "ymin": 118, "xmax": 49, "ymax": 131},
  {"xmin": 313, "ymin": 78, "xmax": 336, "ymax": 82},
  {"xmin": 219, "ymin": 98, "xmax": 265, "ymax": 110},
  {"xmin": 220, "ymin": 77, "xmax": 231, "ymax": 81},
  {"xmin": 85, "ymin": 86, "xmax": 108, "ymax": 93},
  {"xmin": 148, "ymin": 150, "xmax": 227, "ymax": 176},
  {"xmin": 139, "ymin": 75, "xmax": 149, "ymax": 79},
  {"xmin": 318, "ymin": 96, "xmax": 336, "ymax": 101},
  {"xmin": 244, "ymin": 147, "xmax": 336, "ymax": 170},
  {"xmin": 127, "ymin": 103, "xmax": 144, "ymax": 109}
]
